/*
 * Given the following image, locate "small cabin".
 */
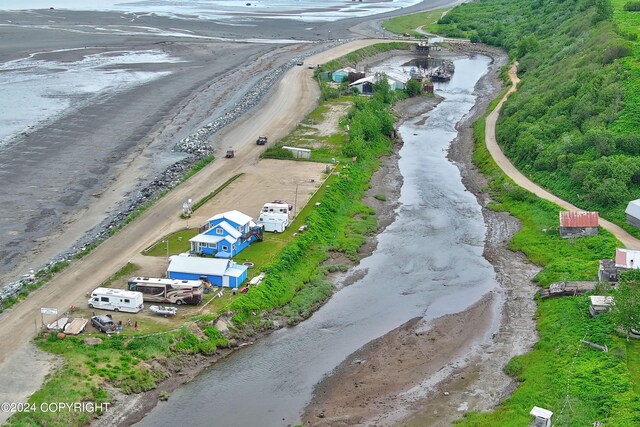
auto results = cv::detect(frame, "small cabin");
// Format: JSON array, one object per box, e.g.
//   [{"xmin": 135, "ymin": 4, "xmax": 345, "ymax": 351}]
[{"xmin": 559, "ymin": 211, "xmax": 599, "ymax": 238}]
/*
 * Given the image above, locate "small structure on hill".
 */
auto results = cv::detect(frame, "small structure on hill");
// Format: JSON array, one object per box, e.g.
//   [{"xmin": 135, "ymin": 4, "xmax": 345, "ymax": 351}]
[
  {"xmin": 589, "ymin": 295, "xmax": 614, "ymax": 316},
  {"xmin": 626, "ymin": 199, "xmax": 640, "ymax": 228},
  {"xmin": 559, "ymin": 211, "xmax": 599, "ymax": 238},
  {"xmin": 599, "ymin": 248, "xmax": 640, "ymax": 282},
  {"xmin": 529, "ymin": 406, "xmax": 553, "ymax": 427}
]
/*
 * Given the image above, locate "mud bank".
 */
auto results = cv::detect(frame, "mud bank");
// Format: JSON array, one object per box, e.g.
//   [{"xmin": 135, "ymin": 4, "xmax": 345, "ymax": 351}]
[{"xmin": 302, "ymin": 46, "xmax": 541, "ymax": 426}]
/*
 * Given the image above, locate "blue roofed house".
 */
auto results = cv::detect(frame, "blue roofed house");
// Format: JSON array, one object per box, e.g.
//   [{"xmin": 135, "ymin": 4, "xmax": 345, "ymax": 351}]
[
  {"xmin": 167, "ymin": 256, "xmax": 247, "ymax": 288},
  {"xmin": 189, "ymin": 210, "xmax": 263, "ymax": 258}
]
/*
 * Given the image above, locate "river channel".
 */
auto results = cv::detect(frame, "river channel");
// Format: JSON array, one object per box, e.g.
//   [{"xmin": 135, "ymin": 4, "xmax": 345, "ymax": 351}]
[{"xmin": 136, "ymin": 54, "xmax": 495, "ymax": 427}]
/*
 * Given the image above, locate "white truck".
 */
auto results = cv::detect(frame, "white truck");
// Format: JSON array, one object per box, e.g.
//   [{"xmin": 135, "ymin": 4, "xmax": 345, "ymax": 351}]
[{"xmin": 88, "ymin": 287, "xmax": 144, "ymax": 313}]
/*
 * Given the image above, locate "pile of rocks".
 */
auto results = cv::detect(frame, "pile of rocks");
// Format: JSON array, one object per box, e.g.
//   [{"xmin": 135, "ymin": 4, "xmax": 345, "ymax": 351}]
[{"xmin": 173, "ymin": 41, "xmax": 346, "ymax": 155}]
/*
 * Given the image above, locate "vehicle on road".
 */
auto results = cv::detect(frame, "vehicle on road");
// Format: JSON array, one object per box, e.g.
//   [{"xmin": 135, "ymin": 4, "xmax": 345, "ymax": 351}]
[
  {"xmin": 88, "ymin": 287, "xmax": 144, "ymax": 313},
  {"xmin": 256, "ymin": 136, "xmax": 268, "ymax": 145},
  {"xmin": 91, "ymin": 314, "xmax": 117, "ymax": 334},
  {"xmin": 296, "ymin": 60, "xmax": 304, "ymax": 66},
  {"xmin": 307, "ymin": 63, "xmax": 315, "ymax": 69},
  {"xmin": 226, "ymin": 149, "xmax": 235, "ymax": 158}
]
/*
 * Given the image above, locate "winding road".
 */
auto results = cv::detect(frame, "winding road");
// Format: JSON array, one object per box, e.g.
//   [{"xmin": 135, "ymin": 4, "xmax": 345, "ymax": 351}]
[{"xmin": 485, "ymin": 63, "xmax": 640, "ymax": 249}]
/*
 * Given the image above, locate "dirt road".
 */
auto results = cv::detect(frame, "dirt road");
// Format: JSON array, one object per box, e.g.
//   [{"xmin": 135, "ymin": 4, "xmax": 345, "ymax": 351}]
[
  {"xmin": 0, "ymin": 39, "xmax": 388, "ymax": 420},
  {"xmin": 485, "ymin": 64, "xmax": 640, "ymax": 249}
]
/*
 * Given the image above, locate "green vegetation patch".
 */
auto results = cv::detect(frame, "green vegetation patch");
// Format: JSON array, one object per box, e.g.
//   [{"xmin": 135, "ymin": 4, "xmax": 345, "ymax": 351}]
[
  {"xmin": 143, "ymin": 229, "xmax": 199, "ymax": 257},
  {"xmin": 428, "ymin": 0, "xmax": 640, "ymax": 240},
  {"xmin": 184, "ymin": 172, "xmax": 243, "ymax": 217},
  {"xmin": 383, "ymin": 8, "xmax": 448, "ymax": 36},
  {"xmin": 455, "ymin": 297, "xmax": 640, "ymax": 426}
]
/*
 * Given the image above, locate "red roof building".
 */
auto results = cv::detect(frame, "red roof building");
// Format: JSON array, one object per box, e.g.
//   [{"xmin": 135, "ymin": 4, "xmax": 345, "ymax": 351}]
[{"xmin": 559, "ymin": 211, "xmax": 599, "ymax": 237}]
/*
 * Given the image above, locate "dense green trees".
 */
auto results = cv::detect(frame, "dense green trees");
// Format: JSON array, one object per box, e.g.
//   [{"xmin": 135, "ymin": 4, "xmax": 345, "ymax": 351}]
[{"xmin": 434, "ymin": 0, "xmax": 639, "ymax": 231}]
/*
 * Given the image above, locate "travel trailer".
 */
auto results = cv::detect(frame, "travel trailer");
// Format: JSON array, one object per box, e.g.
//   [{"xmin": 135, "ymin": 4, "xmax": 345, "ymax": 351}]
[
  {"xmin": 261, "ymin": 202, "xmax": 291, "ymax": 215},
  {"xmin": 257, "ymin": 212, "xmax": 289, "ymax": 233},
  {"xmin": 88, "ymin": 287, "xmax": 144, "ymax": 313},
  {"xmin": 127, "ymin": 277, "xmax": 204, "ymax": 305},
  {"xmin": 258, "ymin": 202, "xmax": 291, "ymax": 233}
]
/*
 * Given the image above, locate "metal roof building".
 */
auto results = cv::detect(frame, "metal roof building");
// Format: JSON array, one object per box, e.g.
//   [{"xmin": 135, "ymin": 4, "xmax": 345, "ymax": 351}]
[
  {"xmin": 167, "ymin": 256, "xmax": 247, "ymax": 288},
  {"xmin": 626, "ymin": 199, "xmax": 640, "ymax": 228},
  {"xmin": 559, "ymin": 211, "xmax": 599, "ymax": 238}
]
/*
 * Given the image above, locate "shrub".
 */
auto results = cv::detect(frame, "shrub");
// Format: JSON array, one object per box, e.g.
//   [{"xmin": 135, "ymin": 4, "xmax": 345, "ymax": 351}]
[{"xmin": 623, "ymin": 1, "xmax": 640, "ymax": 11}]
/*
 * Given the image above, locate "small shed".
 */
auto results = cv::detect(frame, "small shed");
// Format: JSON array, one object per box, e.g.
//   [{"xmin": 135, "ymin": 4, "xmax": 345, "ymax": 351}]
[
  {"xmin": 615, "ymin": 248, "xmax": 640, "ymax": 270},
  {"xmin": 282, "ymin": 146, "xmax": 311, "ymax": 159},
  {"xmin": 598, "ymin": 258, "xmax": 618, "ymax": 282},
  {"xmin": 349, "ymin": 75, "xmax": 375, "ymax": 94},
  {"xmin": 626, "ymin": 199, "xmax": 640, "ymax": 228},
  {"xmin": 589, "ymin": 295, "xmax": 614, "ymax": 316},
  {"xmin": 529, "ymin": 406, "xmax": 553, "ymax": 427},
  {"xmin": 332, "ymin": 67, "xmax": 357, "ymax": 83},
  {"xmin": 599, "ymin": 248, "xmax": 640, "ymax": 282},
  {"xmin": 167, "ymin": 256, "xmax": 247, "ymax": 288},
  {"xmin": 385, "ymin": 70, "xmax": 410, "ymax": 90},
  {"xmin": 559, "ymin": 211, "xmax": 599, "ymax": 237}
]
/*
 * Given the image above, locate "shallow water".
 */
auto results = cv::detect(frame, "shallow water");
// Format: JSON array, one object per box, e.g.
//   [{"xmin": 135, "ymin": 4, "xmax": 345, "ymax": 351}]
[
  {"xmin": 0, "ymin": 0, "xmax": 423, "ymax": 22},
  {"xmin": 135, "ymin": 55, "xmax": 496, "ymax": 427},
  {"xmin": 0, "ymin": 50, "xmax": 179, "ymax": 145}
]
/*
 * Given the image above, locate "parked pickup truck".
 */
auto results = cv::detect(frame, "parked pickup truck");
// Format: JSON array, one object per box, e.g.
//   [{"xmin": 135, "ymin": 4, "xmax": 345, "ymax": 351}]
[
  {"xmin": 256, "ymin": 136, "xmax": 268, "ymax": 145},
  {"xmin": 225, "ymin": 149, "xmax": 235, "ymax": 158},
  {"xmin": 91, "ymin": 314, "xmax": 117, "ymax": 334}
]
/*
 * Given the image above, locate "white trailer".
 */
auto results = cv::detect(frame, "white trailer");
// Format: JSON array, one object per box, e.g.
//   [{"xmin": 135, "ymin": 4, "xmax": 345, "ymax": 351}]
[
  {"xmin": 88, "ymin": 287, "xmax": 144, "ymax": 313},
  {"xmin": 257, "ymin": 213, "xmax": 289, "ymax": 233},
  {"xmin": 261, "ymin": 203, "xmax": 291, "ymax": 215}
]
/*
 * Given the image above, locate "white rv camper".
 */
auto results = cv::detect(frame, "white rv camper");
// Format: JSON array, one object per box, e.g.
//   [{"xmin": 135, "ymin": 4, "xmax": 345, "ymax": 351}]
[
  {"xmin": 257, "ymin": 212, "xmax": 289, "ymax": 233},
  {"xmin": 258, "ymin": 202, "xmax": 291, "ymax": 233},
  {"xmin": 88, "ymin": 287, "xmax": 144, "ymax": 313},
  {"xmin": 261, "ymin": 202, "xmax": 291, "ymax": 215}
]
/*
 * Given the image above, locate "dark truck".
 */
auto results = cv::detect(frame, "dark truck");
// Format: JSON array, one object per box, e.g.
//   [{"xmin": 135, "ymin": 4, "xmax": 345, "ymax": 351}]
[
  {"xmin": 91, "ymin": 314, "xmax": 117, "ymax": 334},
  {"xmin": 256, "ymin": 136, "xmax": 268, "ymax": 145}
]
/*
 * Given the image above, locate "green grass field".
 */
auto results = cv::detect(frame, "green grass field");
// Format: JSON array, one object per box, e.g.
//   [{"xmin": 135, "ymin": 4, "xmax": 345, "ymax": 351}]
[{"xmin": 382, "ymin": 8, "xmax": 448, "ymax": 35}]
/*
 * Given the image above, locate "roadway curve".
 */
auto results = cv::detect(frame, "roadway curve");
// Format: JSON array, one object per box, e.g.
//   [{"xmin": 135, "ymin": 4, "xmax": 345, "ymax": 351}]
[{"xmin": 485, "ymin": 63, "xmax": 640, "ymax": 249}]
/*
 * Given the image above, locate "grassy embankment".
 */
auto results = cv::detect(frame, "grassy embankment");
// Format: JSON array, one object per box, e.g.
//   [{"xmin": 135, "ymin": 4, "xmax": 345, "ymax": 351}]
[
  {"xmin": 7, "ymin": 44, "xmax": 404, "ymax": 426},
  {"xmin": 383, "ymin": 1, "xmax": 640, "ymax": 424},
  {"xmin": 382, "ymin": 8, "xmax": 447, "ymax": 37}
]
